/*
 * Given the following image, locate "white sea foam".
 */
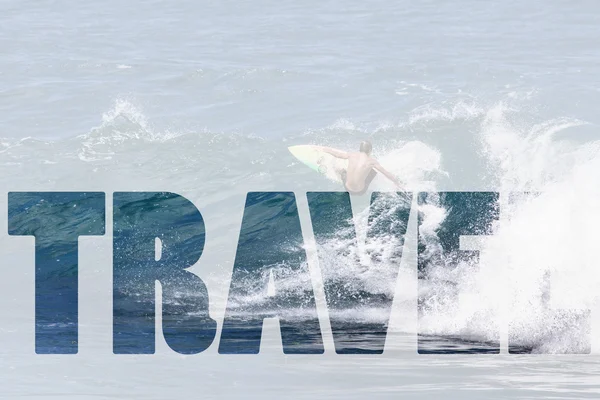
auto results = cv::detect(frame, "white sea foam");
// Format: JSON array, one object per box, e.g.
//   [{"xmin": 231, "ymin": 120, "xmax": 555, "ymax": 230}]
[{"xmin": 416, "ymin": 102, "xmax": 600, "ymax": 353}]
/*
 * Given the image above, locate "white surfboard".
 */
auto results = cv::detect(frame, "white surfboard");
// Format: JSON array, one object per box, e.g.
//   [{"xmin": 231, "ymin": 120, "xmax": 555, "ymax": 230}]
[{"xmin": 288, "ymin": 145, "xmax": 348, "ymax": 183}]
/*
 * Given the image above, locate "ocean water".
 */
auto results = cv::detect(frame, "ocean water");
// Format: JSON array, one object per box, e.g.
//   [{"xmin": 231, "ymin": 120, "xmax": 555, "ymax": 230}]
[{"xmin": 2, "ymin": 0, "xmax": 600, "ymax": 398}]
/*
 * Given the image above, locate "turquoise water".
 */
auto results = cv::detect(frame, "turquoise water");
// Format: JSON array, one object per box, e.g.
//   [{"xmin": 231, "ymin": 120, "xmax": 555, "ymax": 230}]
[{"xmin": 3, "ymin": 0, "xmax": 600, "ymax": 398}]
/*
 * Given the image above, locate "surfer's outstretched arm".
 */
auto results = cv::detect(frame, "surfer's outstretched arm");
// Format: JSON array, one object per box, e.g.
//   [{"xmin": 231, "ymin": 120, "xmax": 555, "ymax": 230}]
[
  {"xmin": 319, "ymin": 146, "xmax": 350, "ymax": 159},
  {"xmin": 374, "ymin": 162, "xmax": 403, "ymax": 189}
]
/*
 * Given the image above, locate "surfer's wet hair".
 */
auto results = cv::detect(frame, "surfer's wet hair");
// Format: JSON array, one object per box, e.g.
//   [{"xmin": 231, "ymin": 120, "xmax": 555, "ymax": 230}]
[{"xmin": 359, "ymin": 141, "xmax": 372, "ymax": 154}]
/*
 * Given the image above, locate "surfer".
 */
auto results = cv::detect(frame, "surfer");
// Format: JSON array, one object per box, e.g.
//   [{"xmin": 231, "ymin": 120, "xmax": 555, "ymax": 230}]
[{"xmin": 319, "ymin": 141, "xmax": 402, "ymax": 195}]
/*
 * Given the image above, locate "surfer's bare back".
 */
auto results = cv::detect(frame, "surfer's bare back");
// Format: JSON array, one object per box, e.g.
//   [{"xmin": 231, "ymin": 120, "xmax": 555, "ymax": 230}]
[{"xmin": 318, "ymin": 141, "xmax": 402, "ymax": 195}]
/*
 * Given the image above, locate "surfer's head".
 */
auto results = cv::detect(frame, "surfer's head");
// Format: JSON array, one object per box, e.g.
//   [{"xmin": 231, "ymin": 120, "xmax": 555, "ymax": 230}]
[{"xmin": 359, "ymin": 140, "xmax": 372, "ymax": 155}]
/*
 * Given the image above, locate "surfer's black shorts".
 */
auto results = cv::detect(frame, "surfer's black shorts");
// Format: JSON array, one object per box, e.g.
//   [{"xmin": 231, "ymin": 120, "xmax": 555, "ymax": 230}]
[{"xmin": 341, "ymin": 169, "xmax": 377, "ymax": 196}]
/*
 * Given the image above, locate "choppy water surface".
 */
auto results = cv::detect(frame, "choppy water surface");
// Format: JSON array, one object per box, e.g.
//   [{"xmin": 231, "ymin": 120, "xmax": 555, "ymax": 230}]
[{"xmin": 2, "ymin": 0, "xmax": 600, "ymax": 398}]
